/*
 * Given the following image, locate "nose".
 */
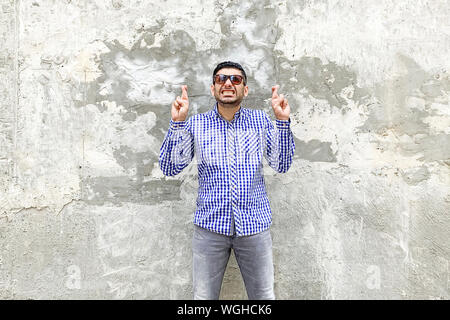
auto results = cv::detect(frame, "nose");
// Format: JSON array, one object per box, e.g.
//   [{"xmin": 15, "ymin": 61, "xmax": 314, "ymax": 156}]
[{"xmin": 224, "ymin": 77, "xmax": 233, "ymax": 86}]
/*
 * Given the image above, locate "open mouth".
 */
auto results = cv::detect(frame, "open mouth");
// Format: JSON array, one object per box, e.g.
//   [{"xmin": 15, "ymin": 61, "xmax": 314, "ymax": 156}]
[{"xmin": 221, "ymin": 89, "xmax": 235, "ymax": 95}]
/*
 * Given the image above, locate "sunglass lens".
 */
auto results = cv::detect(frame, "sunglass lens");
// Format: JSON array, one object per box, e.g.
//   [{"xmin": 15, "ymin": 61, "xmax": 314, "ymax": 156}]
[
  {"xmin": 215, "ymin": 74, "xmax": 226, "ymax": 84},
  {"xmin": 230, "ymin": 76, "xmax": 242, "ymax": 84}
]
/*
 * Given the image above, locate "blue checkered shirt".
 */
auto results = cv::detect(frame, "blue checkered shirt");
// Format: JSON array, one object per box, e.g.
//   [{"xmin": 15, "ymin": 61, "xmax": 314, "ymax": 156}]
[{"xmin": 159, "ymin": 103, "xmax": 295, "ymax": 236}]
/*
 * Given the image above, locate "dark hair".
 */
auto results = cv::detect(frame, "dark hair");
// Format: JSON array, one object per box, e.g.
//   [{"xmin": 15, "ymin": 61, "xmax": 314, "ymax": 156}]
[{"xmin": 213, "ymin": 61, "xmax": 247, "ymax": 85}]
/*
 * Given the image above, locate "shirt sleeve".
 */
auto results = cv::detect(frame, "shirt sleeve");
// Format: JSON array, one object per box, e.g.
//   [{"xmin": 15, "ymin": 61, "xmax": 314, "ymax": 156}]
[
  {"xmin": 158, "ymin": 118, "xmax": 195, "ymax": 176},
  {"xmin": 263, "ymin": 113, "xmax": 295, "ymax": 173}
]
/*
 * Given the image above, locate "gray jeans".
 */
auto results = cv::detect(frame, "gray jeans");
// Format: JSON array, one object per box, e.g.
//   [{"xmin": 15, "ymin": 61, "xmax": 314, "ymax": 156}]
[{"xmin": 192, "ymin": 225, "xmax": 275, "ymax": 300}]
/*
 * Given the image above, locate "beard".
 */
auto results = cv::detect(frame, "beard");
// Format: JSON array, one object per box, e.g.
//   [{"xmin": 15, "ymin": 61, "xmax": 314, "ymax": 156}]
[{"xmin": 216, "ymin": 96, "xmax": 243, "ymax": 107}]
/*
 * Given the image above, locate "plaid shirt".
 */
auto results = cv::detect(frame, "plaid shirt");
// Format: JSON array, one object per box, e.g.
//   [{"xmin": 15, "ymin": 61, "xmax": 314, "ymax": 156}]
[{"xmin": 159, "ymin": 103, "xmax": 295, "ymax": 236}]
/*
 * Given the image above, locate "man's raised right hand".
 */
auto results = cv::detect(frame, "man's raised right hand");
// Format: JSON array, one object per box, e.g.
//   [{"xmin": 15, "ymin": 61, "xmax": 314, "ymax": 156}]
[{"xmin": 171, "ymin": 85, "xmax": 189, "ymax": 121}]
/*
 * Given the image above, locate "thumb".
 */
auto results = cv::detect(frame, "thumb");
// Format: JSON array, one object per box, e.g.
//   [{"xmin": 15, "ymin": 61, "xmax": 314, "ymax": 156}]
[{"xmin": 181, "ymin": 85, "xmax": 188, "ymax": 100}]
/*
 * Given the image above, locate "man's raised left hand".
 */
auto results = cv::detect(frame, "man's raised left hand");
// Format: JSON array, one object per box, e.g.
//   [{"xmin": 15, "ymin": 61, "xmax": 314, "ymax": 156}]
[{"xmin": 271, "ymin": 85, "xmax": 290, "ymax": 120}]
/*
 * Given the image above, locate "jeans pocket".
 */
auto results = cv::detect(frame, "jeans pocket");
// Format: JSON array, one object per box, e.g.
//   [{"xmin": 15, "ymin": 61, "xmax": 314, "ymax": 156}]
[{"xmin": 193, "ymin": 225, "xmax": 206, "ymax": 241}]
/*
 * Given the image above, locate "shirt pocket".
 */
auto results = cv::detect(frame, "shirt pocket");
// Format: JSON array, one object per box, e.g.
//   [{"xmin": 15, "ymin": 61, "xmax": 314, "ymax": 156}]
[{"xmin": 238, "ymin": 130, "xmax": 261, "ymax": 158}]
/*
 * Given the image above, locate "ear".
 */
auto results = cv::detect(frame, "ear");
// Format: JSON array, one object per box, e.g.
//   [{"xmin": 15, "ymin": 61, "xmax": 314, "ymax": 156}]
[
  {"xmin": 210, "ymin": 84, "xmax": 215, "ymax": 96},
  {"xmin": 244, "ymin": 85, "xmax": 249, "ymax": 97}
]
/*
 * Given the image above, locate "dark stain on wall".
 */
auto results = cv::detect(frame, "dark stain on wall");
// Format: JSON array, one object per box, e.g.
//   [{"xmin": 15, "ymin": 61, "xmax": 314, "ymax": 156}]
[{"xmin": 82, "ymin": 2, "xmax": 449, "ymax": 203}]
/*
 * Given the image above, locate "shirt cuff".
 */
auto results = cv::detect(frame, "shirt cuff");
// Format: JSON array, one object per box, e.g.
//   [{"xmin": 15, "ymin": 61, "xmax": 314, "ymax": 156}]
[
  {"xmin": 170, "ymin": 119, "xmax": 186, "ymax": 130},
  {"xmin": 275, "ymin": 118, "xmax": 291, "ymax": 130}
]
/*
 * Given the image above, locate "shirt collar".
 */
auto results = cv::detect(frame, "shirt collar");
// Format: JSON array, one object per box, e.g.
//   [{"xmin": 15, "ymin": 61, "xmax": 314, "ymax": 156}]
[{"xmin": 214, "ymin": 102, "xmax": 245, "ymax": 122}]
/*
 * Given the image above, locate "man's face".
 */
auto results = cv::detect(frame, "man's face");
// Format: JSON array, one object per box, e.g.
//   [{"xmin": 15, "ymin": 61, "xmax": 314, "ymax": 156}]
[{"xmin": 210, "ymin": 68, "xmax": 249, "ymax": 107}]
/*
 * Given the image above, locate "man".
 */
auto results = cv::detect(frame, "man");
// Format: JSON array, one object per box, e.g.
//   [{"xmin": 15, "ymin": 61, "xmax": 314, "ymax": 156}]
[{"xmin": 159, "ymin": 61, "xmax": 295, "ymax": 300}]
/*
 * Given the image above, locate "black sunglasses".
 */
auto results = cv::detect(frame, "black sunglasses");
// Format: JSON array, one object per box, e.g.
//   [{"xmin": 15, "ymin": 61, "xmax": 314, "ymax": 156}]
[{"xmin": 213, "ymin": 74, "xmax": 245, "ymax": 85}]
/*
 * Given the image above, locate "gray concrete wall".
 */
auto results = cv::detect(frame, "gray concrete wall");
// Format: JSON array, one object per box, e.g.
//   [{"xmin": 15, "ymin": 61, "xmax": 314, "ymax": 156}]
[{"xmin": 0, "ymin": 0, "xmax": 449, "ymax": 299}]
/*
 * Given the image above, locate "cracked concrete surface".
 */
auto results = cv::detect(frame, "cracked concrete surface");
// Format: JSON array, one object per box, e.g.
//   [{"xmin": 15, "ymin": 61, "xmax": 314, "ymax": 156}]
[{"xmin": 0, "ymin": 0, "xmax": 449, "ymax": 299}]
